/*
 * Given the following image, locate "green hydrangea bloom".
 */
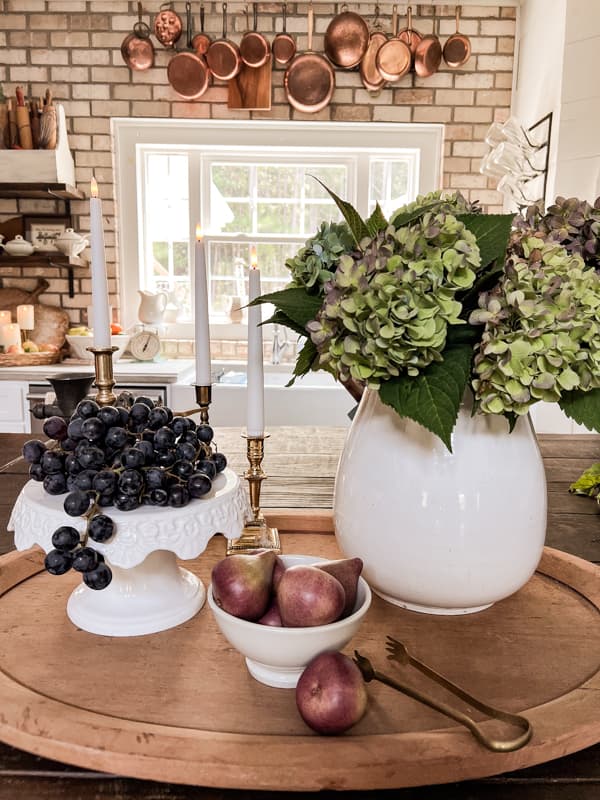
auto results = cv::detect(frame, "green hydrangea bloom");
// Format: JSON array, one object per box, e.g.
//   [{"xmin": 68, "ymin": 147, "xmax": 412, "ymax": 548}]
[
  {"xmin": 389, "ymin": 190, "xmax": 480, "ymax": 226},
  {"xmin": 285, "ymin": 221, "xmax": 354, "ymax": 293},
  {"xmin": 307, "ymin": 210, "xmax": 481, "ymax": 387},
  {"xmin": 470, "ymin": 238, "xmax": 600, "ymax": 416}
]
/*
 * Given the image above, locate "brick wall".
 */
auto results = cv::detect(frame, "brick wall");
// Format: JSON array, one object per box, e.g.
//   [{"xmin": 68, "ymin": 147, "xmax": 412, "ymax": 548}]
[{"xmin": 0, "ymin": 1, "xmax": 516, "ymax": 334}]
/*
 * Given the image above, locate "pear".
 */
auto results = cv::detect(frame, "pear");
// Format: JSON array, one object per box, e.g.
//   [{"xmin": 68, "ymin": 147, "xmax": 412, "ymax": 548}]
[
  {"xmin": 277, "ymin": 565, "xmax": 345, "ymax": 627},
  {"xmin": 317, "ymin": 557, "xmax": 363, "ymax": 618},
  {"xmin": 211, "ymin": 550, "xmax": 276, "ymax": 621},
  {"xmin": 258, "ymin": 596, "xmax": 283, "ymax": 627}
]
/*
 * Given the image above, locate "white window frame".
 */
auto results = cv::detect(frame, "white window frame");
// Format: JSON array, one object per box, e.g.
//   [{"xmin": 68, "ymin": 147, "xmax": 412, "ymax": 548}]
[{"xmin": 113, "ymin": 119, "xmax": 444, "ymax": 337}]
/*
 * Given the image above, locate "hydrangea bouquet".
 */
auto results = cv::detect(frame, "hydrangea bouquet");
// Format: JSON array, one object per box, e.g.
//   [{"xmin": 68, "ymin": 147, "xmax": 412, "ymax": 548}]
[{"xmin": 254, "ymin": 185, "xmax": 600, "ymax": 450}]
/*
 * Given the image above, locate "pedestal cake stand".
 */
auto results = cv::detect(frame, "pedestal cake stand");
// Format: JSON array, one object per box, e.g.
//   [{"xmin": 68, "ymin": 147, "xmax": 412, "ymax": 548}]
[{"xmin": 8, "ymin": 468, "xmax": 249, "ymax": 637}]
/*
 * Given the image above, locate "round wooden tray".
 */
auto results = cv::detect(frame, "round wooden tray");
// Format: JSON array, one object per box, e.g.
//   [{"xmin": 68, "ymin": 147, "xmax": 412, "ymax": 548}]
[{"xmin": 0, "ymin": 516, "xmax": 600, "ymax": 791}]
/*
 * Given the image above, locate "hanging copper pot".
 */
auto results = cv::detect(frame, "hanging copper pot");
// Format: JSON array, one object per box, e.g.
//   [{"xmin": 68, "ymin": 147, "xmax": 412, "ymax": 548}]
[
  {"xmin": 324, "ymin": 3, "xmax": 369, "ymax": 69},
  {"xmin": 167, "ymin": 2, "xmax": 211, "ymax": 99},
  {"xmin": 121, "ymin": 2, "xmax": 155, "ymax": 71},
  {"xmin": 443, "ymin": 5, "xmax": 471, "ymax": 68},
  {"xmin": 272, "ymin": 3, "xmax": 296, "ymax": 67},
  {"xmin": 375, "ymin": 5, "xmax": 411, "ymax": 83},
  {"xmin": 154, "ymin": 2, "xmax": 183, "ymax": 49},
  {"xmin": 206, "ymin": 3, "xmax": 242, "ymax": 81},
  {"xmin": 414, "ymin": 31, "xmax": 442, "ymax": 78},
  {"xmin": 239, "ymin": 3, "xmax": 271, "ymax": 68},
  {"xmin": 284, "ymin": 4, "xmax": 335, "ymax": 113},
  {"xmin": 359, "ymin": 6, "xmax": 387, "ymax": 93},
  {"xmin": 397, "ymin": 6, "xmax": 422, "ymax": 63},
  {"xmin": 191, "ymin": 3, "xmax": 212, "ymax": 56}
]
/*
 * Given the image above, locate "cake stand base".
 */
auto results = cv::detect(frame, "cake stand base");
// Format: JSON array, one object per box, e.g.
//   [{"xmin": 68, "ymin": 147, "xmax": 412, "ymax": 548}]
[{"xmin": 66, "ymin": 550, "xmax": 205, "ymax": 637}]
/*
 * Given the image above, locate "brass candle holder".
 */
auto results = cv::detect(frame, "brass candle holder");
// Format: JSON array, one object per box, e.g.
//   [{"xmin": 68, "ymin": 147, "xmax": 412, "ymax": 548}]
[
  {"xmin": 226, "ymin": 434, "xmax": 281, "ymax": 555},
  {"xmin": 194, "ymin": 384, "xmax": 212, "ymax": 425},
  {"xmin": 87, "ymin": 345, "xmax": 118, "ymax": 406}
]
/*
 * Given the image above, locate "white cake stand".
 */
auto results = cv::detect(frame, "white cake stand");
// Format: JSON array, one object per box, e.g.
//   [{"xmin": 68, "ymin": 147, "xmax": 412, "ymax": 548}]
[{"xmin": 9, "ymin": 468, "xmax": 249, "ymax": 638}]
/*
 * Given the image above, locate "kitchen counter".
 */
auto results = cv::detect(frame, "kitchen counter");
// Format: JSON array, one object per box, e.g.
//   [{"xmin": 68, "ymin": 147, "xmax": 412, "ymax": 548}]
[
  {"xmin": 0, "ymin": 430, "xmax": 599, "ymax": 799},
  {"xmin": 0, "ymin": 357, "xmax": 196, "ymax": 384}
]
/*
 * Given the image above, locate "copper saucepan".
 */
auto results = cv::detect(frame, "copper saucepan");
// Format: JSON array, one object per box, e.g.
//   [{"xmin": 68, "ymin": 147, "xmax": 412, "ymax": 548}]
[
  {"xmin": 240, "ymin": 3, "xmax": 271, "ymax": 68},
  {"xmin": 324, "ymin": 3, "xmax": 369, "ymax": 69},
  {"xmin": 443, "ymin": 5, "xmax": 471, "ymax": 68},
  {"xmin": 376, "ymin": 5, "xmax": 411, "ymax": 83},
  {"xmin": 397, "ymin": 6, "xmax": 422, "ymax": 64},
  {"xmin": 284, "ymin": 4, "xmax": 335, "ymax": 114},
  {"xmin": 154, "ymin": 1, "xmax": 183, "ymax": 49},
  {"xmin": 359, "ymin": 6, "xmax": 387, "ymax": 93},
  {"xmin": 121, "ymin": 2, "xmax": 155, "ymax": 71},
  {"xmin": 414, "ymin": 29, "xmax": 442, "ymax": 78},
  {"xmin": 167, "ymin": 2, "xmax": 211, "ymax": 99},
  {"xmin": 206, "ymin": 3, "xmax": 242, "ymax": 81},
  {"xmin": 272, "ymin": 3, "xmax": 296, "ymax": 68},
  {"xmin": 192, "ymin": 3, "xmax": 212, "ymax": 56}
]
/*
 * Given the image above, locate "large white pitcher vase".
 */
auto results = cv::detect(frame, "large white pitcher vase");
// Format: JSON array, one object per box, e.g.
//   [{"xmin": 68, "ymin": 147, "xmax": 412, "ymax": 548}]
[{"xmin": 334, "ymin": 389, "xmax": 547, "ymax": 614}]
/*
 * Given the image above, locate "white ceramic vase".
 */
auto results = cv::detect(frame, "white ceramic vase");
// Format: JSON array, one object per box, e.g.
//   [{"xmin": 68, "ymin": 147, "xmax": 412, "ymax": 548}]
[{"xmin": 334, "ymin": 389, "xmax": 547, "ymax": 615}]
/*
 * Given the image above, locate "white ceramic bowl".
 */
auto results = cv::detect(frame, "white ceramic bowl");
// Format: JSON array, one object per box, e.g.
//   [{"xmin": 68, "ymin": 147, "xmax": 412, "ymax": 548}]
[
  {"xmin": 66, "ymin": 334, "xmax": 130, "ymax": 362},
  {"xmin": 207, "ymin": 554, "xmax": 372, "ymax": 689}
]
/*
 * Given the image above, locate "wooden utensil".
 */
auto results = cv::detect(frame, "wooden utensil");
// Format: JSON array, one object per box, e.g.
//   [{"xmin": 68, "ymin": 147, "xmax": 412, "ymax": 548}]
[
  {"xmin": 443, "ymin": 5, "xmax": 471, "ymax": 68},
  {"xmin": 375, "ymin": 5, "xmax": 411, "ymax": 83},
  {"xmin": 284, "ymin": 4, "xmax": 335, "ymax": 114},
  {"xmin": 272, "ymin": 3, "xmax": 296, "ymax": 67},
  {"xmin": 167, "ymin": 2, "xmax": 211, "ymax": 99},
  {"xmin": 206, "ymin": 3, "xmax": 242, "ymax": 81},
  {"xmin": 38, "ymin": 89, "xmax": 57, "ymax": 150},
  {"xmin": 28, "ymin": 100, "xmax": 40, "ymax": 148},
  {"xmin": 15, "ymin": 87, "xmax": 32, "ymax": 150},
  {"xmin": 324, "ymin": 3, "xmax": 369, "ymax": 69},
  {"xmin": 7, "ymin": 99, "xmax": 17, "ymax": 149},
  {"xmin": 228, "ymin": 58, "xmax": 272, "ymax": 110}
]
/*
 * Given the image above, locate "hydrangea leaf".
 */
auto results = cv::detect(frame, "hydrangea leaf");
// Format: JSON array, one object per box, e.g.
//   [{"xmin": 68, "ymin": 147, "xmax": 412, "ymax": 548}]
[
  {"xmin": 285, "ymin": 339, "xmax": 318, "ymax": 387},
  {"xmin": 261, "ymin": 309, "xmax": 307, "ymax": 337},
  {"xmin": 457, "ymin": 213, "xmax": 513, "ymax": 270},
  {"xmin": 251, "ymin": 288, "xmax": 323, "ymax": 331},
  {"xmin": 378, "ymin": 343, "xmax": 474, "ymax": 452},
  {"xmin": 311, "ymin": 177, "xmax": 370, "ymax": 247},
  {"xmin": 569, "ymin": 462, "xmax": 600, "ymax": 500},
  {"xmin": 366, "ymin": 203, "xmax": 388, "ymax": 237},
  {"xmin": 390, "ymin": 201, "xmax": 447, "ymax": 229},
  {"xmin": 559, "ymin": 388, "xmax": 600, "ymax": 433}
]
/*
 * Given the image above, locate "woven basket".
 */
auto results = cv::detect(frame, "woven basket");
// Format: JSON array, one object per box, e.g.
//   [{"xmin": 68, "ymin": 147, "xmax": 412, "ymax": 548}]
[{"xmin": 0, "ymin": 351, "xmax": 62, "ymax": 368}]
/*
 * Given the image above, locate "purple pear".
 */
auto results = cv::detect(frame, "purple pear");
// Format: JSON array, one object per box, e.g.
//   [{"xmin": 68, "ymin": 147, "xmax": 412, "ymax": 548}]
[
  {"xmin": 258, "ymin": 596, "xmax": 283, "ymax": 627},
  {"xmin": 277, "ymin": 565, "xmax": 345, "ymax": 627},
  {"xmin": 211, "ymin": 551, "xmax": 276, "ymax": 621},
  {"xmin": 272, "ymin": 555, "xmax": 286, "ymax": 591},
  {"xmin": 317, "ymin": 557, "xmax": 363, "ymax": 617}
]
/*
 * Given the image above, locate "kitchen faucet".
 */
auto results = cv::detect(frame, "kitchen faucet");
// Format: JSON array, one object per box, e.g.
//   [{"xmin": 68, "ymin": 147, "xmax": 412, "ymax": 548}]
[{"xmin": 271, "ymin": 323, "xmax": 290, "ymax": 365}]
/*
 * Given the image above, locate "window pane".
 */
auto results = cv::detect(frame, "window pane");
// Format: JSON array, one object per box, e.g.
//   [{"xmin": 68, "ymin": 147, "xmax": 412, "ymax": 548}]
[
  {"xmin": 304, "ymin": 166, "xmax": 346, "ymax": 198},
  {"xmin": 257, "ymin": 202, "xmax": 302, "ymax": 234},
  {"xmin": 305, "ymin": 202, "xmax": 342, "ymax": 231},
  {"xmin": 257, "ymin": 165, "xmax": 301, "ymax": 198},
  {"xmin": 370, "ymin": 158, "xmax": 412, "ymax": 216},
  {"xmin": 211, "ymin": 164, "xmax": 250, "ymax": 197},
  {"xmin": 213, "ymin": 201, "xmax": 251, "ymax": 233},
  {"xmin": 173, "ymin": 241, "xmax": 189, "ymax": 277}
]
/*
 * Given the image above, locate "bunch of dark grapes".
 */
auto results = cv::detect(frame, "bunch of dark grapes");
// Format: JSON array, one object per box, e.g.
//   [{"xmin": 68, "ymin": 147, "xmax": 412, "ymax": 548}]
[{"xmin": 22, "ymin": 392, "xmax": 228, "ymax": 592}]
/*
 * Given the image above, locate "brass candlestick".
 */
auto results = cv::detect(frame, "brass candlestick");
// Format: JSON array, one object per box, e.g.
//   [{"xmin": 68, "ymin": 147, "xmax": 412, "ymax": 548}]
[
  {"xmin": 227, "ymin": 434, "xmax": 281, "ymax": 555},
  {"xmin": 87, "ymin": 345, "xmax": 118, "ymax": 406},
  {"xmin": 194, "ymin": 384, "xmax": 212, "ymax": 425}
]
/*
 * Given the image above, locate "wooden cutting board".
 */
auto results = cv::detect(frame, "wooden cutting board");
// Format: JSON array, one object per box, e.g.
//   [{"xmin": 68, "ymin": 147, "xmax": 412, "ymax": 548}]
[
  {"xmin": 0, "ymin": 278, "xmax": 69, "ymax": 348},
  {"xmin": 228, "ymin": 58, "xmax": 272, "ymax": 110}
]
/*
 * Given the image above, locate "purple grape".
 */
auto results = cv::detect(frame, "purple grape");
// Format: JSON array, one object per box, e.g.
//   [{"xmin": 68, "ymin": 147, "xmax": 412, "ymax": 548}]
[
  {"xmin": 81, "ymin": 416, "xmax": 105, "ymax": 442},
  {"xmin": 114, "ymin": 492, "xmax": 140, "ymax": 511},
  {"xmin": 51, "ymin": 526, "xmax": 81, "ymax": 552},
  {"xmin": 97, "ymin": 405, "xmax": 121, "ymax": 427},
  {"xmin": 154, "ymin": 426, "xmax": 176, "ymax": 450},
  {"xmin": 168, "ymin": 484, "xmax": 190, "ymax": 508},
  {"xmin": 118, "ymin": 468, "xmax": 144, "ymax": 496},
  {"xmin": 88, "ymin": 514, "xmax": 114, "ymax": 543},
  {"xmin": 29, "ymin": 462, "xmax": 44, "ymax": 481},
  {"xmin": 104, "ymin": 426, "xmax": 129, "ymax": 450},
  {"xmin": 147, "ymin": 407, "xmax": 169, "ymax": 429},
  {"xmin": 43, "ymin": 416, "xmax": 68, "ymax": 441},
  {"xmin": 76, "ymin": 399, "xmax": 100, "ymax": 419},
  {"xmin": 188, "ymin": 472, "xmax": 212, "ymax": 498},
  {"xmin": 212, "ymin": 452, "xmax": 227, "ymax": 473},
  {"xmin": 45, "ymin": 549, "xmax": 74, "ymax": 575},
  {"xmin": 43, "ymin": 472, "xmax": 68, "ymax": 495},
  {"xmin": 64, "ymin": 489, "xmax": 91, "ymax": 517},
  {"xmin": 196, "ymin": 424, "xmax": 214, "ymax": 444},
  {"xmin": 22, "ymin": 439, "xmax": 47, "ymax": 464},
  {"xmin": 41, "ymin": 450, "xmax": 65, "ymax": 474},
  {"xmin": 83, "ymin": 563, "xmax": 112, "ymax": 590},
  {"xmin": 196, "ymin": 458, "xmax": 217, "ymax": 480},
  {"xmin": 72, "ymin": 547, "xmax": 101, "ymax": 573}
]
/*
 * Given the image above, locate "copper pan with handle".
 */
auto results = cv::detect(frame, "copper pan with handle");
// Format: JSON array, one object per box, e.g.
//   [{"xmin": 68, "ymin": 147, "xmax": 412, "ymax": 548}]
[
  {"xmin": 284, "ymin": 4, "xmax": 335, "ymax": 114},
  {"xmin": 413, "ymin": 6, "xmax": 442, "ymax": 78},
  {"xmin": 324, "ymin": 3, "xmax": 369, "ymax": 69},
  {"xmin": 154, "ymin": 1, "xmax": 183, "ymax": 49},
  {"xmin": 272, "ymin": 3, "xmax": 296, "ymax": 68},
  {"xmin": 239, "ymin": 3, "xmax": 271, "ymax": 68},
  {"xmin": 121, "ymin": 2, "xmax": 155, "ymax": 71},
  {"xmin": 375, "ymin": 5, "xmax": 411, "ymax": 83},
  {"xmin": 167, "ymin": 2, "xmax": 211, "ymax": 99},
  {"xmin": 206, "ymin": 3, "xmax": 242, "ymax": 81},
  {"xmin": 443, "ymin": 5, "xmax": 471, "ymax": 68},
  {"xmin": 191, "ymin": 3, "xmax": 212, "ymax": 56},
  {"xmin": 397, "ymin": 6, "xmax": 422, "ymax": 63},
  {"xmin": 359, "ymin": 5, "xmax": 387, "ymax": 93}
]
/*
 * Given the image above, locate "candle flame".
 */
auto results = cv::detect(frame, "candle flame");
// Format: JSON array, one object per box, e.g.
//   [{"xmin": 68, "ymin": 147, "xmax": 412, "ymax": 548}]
[
  {"xmin": 90, "ymin": 177, "xmax": 98, "ymax": 198},
  {"xmin": 196, "ymin": 224, "xmax": 203, "ymax": 241},
  {"xmin": 250, "ymin": 246, "xmax": 257, "ymax": 269}
]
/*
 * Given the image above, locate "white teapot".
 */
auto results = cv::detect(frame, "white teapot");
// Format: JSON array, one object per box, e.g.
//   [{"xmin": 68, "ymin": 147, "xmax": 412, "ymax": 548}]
[
  {"xmin": 4, "ymin": 235, "xmax": 34, "ymax": 257},
  {"xmin": 54, "ymin": 228, "xmax": 89, "ymax": 258}
]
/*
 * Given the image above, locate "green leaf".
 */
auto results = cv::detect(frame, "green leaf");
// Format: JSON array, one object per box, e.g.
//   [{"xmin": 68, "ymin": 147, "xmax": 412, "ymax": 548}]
[
  {"xmin": 286, "ymin": 339, "xmax": 318, "ymax": 387},
  {"xmin": 251, "ymin": 288, "xmax": 323, "ymax": 331},
  {"xmin": 389, "ymin": 201, "xmax": 446, "ymax": 229},
  {"xmin": 261, "ymin": 310, "xmax": 307, "ymax": 338},
  {"xmin": 378, "ymin": 343, "xmax": 474, "ymax": 451},
  {"xmin": 559, "ymin": 388, "xmax": 600, "ymax": 433},
  {"xmin": 366, "ymin": 203, "xmax": 388, "ymax": 237},
  {"xmin": 456, "ymin": 213, "xmax": 513, "ymax": 270},
  {"xmin": 569, "ymin": 462, "xmax": 600, "ymax": 499},
  {"xmin": 311, "ymin": 176, "xmax": 370, "ymax": 247}
]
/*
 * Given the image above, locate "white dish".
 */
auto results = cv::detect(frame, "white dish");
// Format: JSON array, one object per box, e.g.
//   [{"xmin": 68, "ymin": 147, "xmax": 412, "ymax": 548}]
[
  {"xmin": 66, "ymin": 333, "xmax": 130, "ymax": 362},
  {"xmin": 207, "ymin": 554, "xmax": 372, "ymax": 689}
]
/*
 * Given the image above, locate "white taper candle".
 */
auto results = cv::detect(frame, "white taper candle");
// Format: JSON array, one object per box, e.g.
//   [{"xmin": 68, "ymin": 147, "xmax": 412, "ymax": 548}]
[
  {"xmin": 89, "ymin": 177, "xmax": 111, "ymax": 348},
  {"xmin": 194, "ymin": 225, "xmax": 212, "ymax": 385},
  {"xmin": 247, "ymin": 247, "xmax": 265, "ymax": 438}
]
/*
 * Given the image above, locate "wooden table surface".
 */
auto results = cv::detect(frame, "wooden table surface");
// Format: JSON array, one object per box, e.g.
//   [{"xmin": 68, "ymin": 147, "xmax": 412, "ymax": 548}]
[{"xmin": 1, "ymin": 429, "xmax": 599, "ymax": 800}]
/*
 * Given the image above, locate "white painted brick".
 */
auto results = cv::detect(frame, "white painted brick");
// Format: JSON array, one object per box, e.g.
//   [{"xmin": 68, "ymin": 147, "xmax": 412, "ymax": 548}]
[
  {"xmin": 454, "ymin": 106, "xmax": 494, "ymax": 123},
  {"xmin": 480, "ymin": 20, "xmax": 516, "ymax": 36},
  {"xmin": 30, "ymin": 48, "xmax": 69, "ymax": 65},
  {"xmin": 10, "ymin": 66, "xmax": 48, "ymax": 81}
]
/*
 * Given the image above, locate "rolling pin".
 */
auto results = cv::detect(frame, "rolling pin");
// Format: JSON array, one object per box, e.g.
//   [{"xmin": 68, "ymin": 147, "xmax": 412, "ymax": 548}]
[
  {"xmin": 15, "ymin": 86, "xmax": 33, "ymax": 149},
  {"xmin": 29, "ymin": 99, "xmax": 40, "ymax": 148},
  {"xmin": 7, "ymin": 99, "xmax": 17, "ymax": 148}
]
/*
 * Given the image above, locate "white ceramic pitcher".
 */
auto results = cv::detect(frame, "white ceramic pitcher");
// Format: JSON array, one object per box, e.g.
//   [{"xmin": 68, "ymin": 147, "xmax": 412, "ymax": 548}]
[{"xmin": 137, "ymin": 290, "xmax": 168, "ymax": 325}]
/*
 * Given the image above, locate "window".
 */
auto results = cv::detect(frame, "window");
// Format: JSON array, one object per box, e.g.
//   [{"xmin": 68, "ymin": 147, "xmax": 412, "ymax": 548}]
[{"xmin": 114, "ymin": 121, "xmax": 443, "ymax": 337}]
